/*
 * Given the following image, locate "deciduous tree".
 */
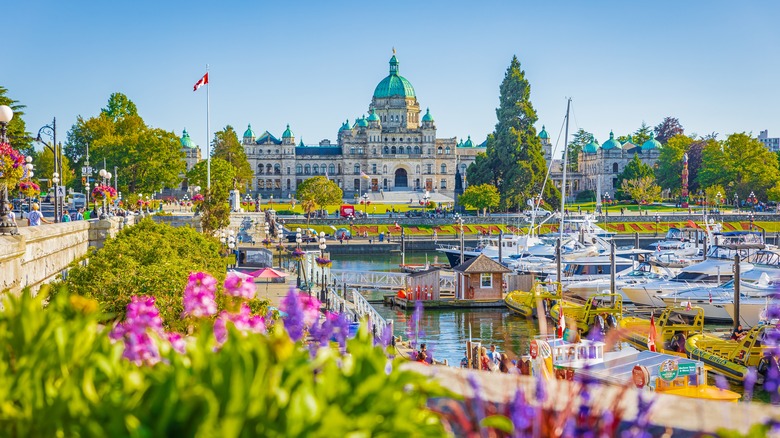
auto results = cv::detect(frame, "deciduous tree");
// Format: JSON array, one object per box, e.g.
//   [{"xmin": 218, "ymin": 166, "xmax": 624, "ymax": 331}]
[
  {"xmin": 0, "ymin": 86, "xmax": 33, "ymax": 156},
  {"xmin": 615, "ymin": 154, "xmax": 654, "ymax": 200},
  {"xmin": 458, "ymin": 184, "xmax": 500, "ymax": 216},
  {"xmin": 296, "ymin": 176, "xmax": 343, "ymax": 225},
  {"xmin": 620, "ymin": 176, "xmax": 662, "ymax": 207},
  {"xmin": 697, "ymin": 133, "xmax": 779, "ymax": 200},
  {"xmin": 655, "ymin": 134, "xmax": 693, "ymax": 192},
  {"xmin": 653, "ymin": 117, "xmax": 685, "ymax": 144}
]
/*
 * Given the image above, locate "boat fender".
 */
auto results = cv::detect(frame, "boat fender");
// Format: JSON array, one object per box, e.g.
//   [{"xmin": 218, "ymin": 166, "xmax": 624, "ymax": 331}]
[
  {"xmin": 606, "ymin": 314, "xmax": 618, "ymax": 330},
  {"xmin": 594, "ymin": 315, "xmax": 606, "ymax": 334}
]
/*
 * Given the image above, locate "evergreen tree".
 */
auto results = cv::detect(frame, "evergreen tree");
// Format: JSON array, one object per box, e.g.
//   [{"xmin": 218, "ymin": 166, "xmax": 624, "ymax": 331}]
[
  {"xmin": 466, "ymin": 56, "xmax": 559, "ymax": 210},
  {"xmin": 632, "ymin": 122, "xmax": 653, "ymax": 146},
  {"xmin": 0, "ymin": 86, "xmax": 33, "ymax": 156},
  {"xmin": 566, "ymin": 129, "xmax": 593, "ymax": 172},
  {"xmin": 615, "ymin": 154, "xmax": 654, "ymax": 200},
  {"xmin": 212, "ymin": 126, "xmax": 253, "ymax": 190}
]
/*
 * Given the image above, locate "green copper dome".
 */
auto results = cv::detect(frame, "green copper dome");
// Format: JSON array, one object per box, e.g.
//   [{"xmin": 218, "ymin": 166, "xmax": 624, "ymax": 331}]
[
  {"xmin": 583, "ymin": 138, "xmax": 600, "ymax": 154},
  {"xmin": 243, "ymin": 124, "xmax": 255, "ymax": 138},
  {"xmin": 339, "ymin": 119, "xmax": 351, "ymax": 131},
  {"xmin": 463, "ymin": 135, "xmax": 473, "ymax": 148},
  {"xmin": 180, "ymin": 129, "xmax": 196, "ymax": 149},
  {"xmin": 642, "ymin": 135, "xmax": 662, "ymax": 151},
  {"xmin": 422, "ymin": 108, "xmax": 434, "ymax": 122},
  {"xmin": 355, "ymin": 116, "xmax": 368, "ymax": 128},
  {"xmin": 538, "ymin": 125, "xmax": 549, "ymax": 139},
  {"xmin": 282, "ymin": 124, "xmax": 293, "ymax": 139},
  {"xmin": 601, "ymin": 131, "xmax": 622, "ymax": 150},
  {"xmin": 373, "ymin": 55, "xmax": 416, "ymax": 99},
  {"xmin": 367, "ymin": 109, "xmax": 380, "ymax": 122}
]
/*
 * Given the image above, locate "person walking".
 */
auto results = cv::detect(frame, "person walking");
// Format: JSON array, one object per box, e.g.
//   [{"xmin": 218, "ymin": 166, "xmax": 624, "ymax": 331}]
[
  {"xmin": 27, "ymin": 203, "xmax": 50, "ymax": 226},
  {"xmin": 75, "ymin": 208, "xmax": 84, "ymax": 221},
  {"xmin": 61, "ymin": 210, "xmax": 71, "ymax": 222},
  {"xmin": 6, "ymin": 203, "xmax": 15, "ymax": 225}
]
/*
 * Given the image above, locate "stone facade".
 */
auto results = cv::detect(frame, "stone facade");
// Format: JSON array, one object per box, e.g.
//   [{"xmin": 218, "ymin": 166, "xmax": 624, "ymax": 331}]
[{"xmin": 241, "ymin": 54, "xmax": 485, "ymax": 200}]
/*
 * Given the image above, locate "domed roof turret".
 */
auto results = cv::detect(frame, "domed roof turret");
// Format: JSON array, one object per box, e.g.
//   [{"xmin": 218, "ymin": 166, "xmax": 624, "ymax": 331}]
[
  {"xmin": 339, "ymin": 120, "xmax": 351, "ymax": 131},
  {"xmin": 243, "ymin": 124, "xmax": 255, "ymax": 139},
  {"xmin": 180, "ymin": 129, "xmax": 197, "ymax": 149},
  {"xmin": 642, "ymin": 134, "xmax": 662, "ymax": 151},
  {"xmin": 463, "ymin": 136, "xmax": 473, "ymax": 148},
  {"xmin": 282, "ymin": 124, "xmax": 293, "ymax": 139},
  {"xmin": 367, "ymin": 109, "xmax": 380, "ymax": 122},
  {"xmin": 355, "ymin": 116, "xmax": 368, "ymax": 128},
  {"xmin": 538, "ymin": 125, "xmax": 549, "ymax": 139},
  {"xmin": 373, "ymin": 54, "xmax": 416, "ymax": 99},
  {"xmin": 601, "ymin": 131, "xmax": 622, "ymax": 150},
  {"xmin": 583, "ymin": 137, "xmax": 600, "ymax": 154},
  {"xmin": 422, "ymin": 108, "xmax": 434, "ymax": 122}
]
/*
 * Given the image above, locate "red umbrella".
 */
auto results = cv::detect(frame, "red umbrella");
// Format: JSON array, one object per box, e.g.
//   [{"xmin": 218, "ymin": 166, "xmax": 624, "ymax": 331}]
[
  {"xmin": 249, "ymin": 267, "xmax": 289, "ymax": 279},
  {"xmin": 249, "ymin": 267, "xmax": 290, "ymax": 297}
]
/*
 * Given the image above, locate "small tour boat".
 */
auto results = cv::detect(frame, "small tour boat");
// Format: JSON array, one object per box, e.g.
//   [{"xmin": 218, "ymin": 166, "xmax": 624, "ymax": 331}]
[
  {"xmin": 549, "ymin": 293, "xmax": 623, "ymax": 335},
  {"xmin": 504, "ymin": 281, "xmax": 562, "ymax": 318},
  {"xmin": 685, "ymin": 325, "xmax": 776, "ymax": 382},
  {"xmin": 620, "ymin": 306, "xmax": 704, "ymax": 354}
]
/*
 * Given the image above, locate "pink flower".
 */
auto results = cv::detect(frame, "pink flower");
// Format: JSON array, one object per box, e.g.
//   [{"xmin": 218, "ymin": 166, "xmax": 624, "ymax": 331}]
[
  {"xmin": 223, "ymin": 271, "xmax": 256, "ymax": 300},
  {"xmin": 299, "ymin": 293, "xmax": 322, "ymax": 327},
  {"xmin": 182, "ymin": 271, "xmax": 218, "ymax": 318},
  {"xmin": 109, "ymin": 296, "xmax": 166, "ymax": 366},
  {"xmin": 167, "ymin": 332, "xmax": 186, "ymax": 354},
  {"xmin": 213, "ymin": 303, "xmax": 266, "ymax": 346}
]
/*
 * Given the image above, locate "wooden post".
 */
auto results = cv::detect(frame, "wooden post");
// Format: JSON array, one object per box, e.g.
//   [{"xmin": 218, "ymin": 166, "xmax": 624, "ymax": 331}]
[{"xmin": 734, "ymin": 254, "xmax": 740, "ymax": 331}]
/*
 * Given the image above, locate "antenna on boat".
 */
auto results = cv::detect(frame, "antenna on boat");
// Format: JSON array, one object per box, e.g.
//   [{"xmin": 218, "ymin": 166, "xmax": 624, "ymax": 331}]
[{"xmin": 559, "ymin": 97, "xmax": 572, "ymax": 242}]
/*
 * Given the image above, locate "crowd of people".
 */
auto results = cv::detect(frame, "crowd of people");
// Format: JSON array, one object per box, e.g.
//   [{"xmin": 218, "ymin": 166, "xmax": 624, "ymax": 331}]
[
  {"xmin": 5, "ymin": 202, "xmax": 136, "ymax": 227},
  {"xmin": 460, "ymin": 344, "xmax": 521, "ymax": 374}
]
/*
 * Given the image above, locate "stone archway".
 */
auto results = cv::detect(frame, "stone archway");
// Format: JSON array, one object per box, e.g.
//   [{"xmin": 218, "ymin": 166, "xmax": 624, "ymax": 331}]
[{"xmin": 394, "ymin": 168, "xmax": 408, "ymax": 188}]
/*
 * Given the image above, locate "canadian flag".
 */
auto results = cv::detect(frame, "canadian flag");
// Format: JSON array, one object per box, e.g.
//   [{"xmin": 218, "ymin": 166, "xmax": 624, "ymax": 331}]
[
  {"xmin": 648, "ymin": 315, "xmax": 657, "ymax": 352},
  {"xmin": 193, "ymin": 72, "xmax": 209, "ymax": 91},
  {"xmin": 557, "ymin": 306, "xmax": 566, "ymax": 338}
]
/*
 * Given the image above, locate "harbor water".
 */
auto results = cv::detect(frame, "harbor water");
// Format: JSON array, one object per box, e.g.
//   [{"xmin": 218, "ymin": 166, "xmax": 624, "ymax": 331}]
[{"xmin": 332, "ymin": 251, "xmax": 770, "ymax": 402}]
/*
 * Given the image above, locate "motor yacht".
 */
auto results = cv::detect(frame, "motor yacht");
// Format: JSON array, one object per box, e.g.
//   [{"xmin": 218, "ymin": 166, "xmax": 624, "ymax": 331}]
[{"xmin": 566, "ymin": 263, "xmax": 674, "ymax": 302}]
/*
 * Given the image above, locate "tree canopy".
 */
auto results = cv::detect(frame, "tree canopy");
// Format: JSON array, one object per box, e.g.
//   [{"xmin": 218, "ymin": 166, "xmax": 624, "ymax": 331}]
[
  {"xmin": 64, "ymin": 93, "xmax": 184, "ymax": 194},
  {"xmin": 620, "ymin": 176, "xmax": 662, "ymax": 206},
  {"xmin": 458, "ymin": 184, "xmax": 500, "ymax": 216},
  {"xmin": 212, "ymin": 126, "xmax": 252, "ymax": 190},
  {"xmin": 466, "ymin": 56, "xmax": 559, "ymax": 210},
  {"xmin": 698, "ymin": 132, "xmax": 779, "ymax": 200},
  {"xmin": 566, "ymin": 129, "xmax": 593, "ymax": 172},
  {"xmin": 615, "ymin": 154, "xmax": 655, "ymax": 200},
  {"xmin": 632, "ymin": 122, "xmax": 653, "ymax": 146},
  {"xmin": 654, "ymin": 134, "xmax": 693, "ymax": 192},
  {"xmin": 296, "ymin": 176, "xmax": 343, "ymax": 223},
  {"xmin": 0, "ymin": 86, "xmax": 33, "ymax": 156},
  {"xmin": 653, "ymin": 117, "xmax": 685, "ymax": 144}
]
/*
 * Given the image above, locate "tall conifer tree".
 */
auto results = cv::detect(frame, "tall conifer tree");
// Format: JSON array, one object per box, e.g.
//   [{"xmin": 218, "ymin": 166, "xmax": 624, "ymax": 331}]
[{"xmin": 468, "ymin": 56, "xmax": 559, "ymax": 210}]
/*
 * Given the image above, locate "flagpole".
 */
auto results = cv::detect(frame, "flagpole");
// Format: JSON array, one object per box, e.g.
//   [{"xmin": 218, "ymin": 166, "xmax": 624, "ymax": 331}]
[{"xmin": 206, "ymin": 64, "xmax": 211, "ymax": 191}]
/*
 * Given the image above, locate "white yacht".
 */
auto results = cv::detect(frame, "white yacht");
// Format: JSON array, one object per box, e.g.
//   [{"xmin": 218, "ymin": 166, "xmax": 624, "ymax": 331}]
[
  {"xmin": 723, "ymin": 297, "xmax": 779, "ymax": 327},
  {"xmin": 566, "ymin": 263, "xmax": 673, "ymax": 302},
  {"xmin": 659, "ymin": 278, "xmax": 774, "ymax": 322},
  {"xmin": 622, "ymin": 257, "xmax": 754, "ymax": 307}
]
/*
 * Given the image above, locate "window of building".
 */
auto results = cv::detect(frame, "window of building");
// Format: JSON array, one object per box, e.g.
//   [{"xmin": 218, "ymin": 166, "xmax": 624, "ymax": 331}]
[
  {"xmin": 296, "ymin": 164, "xmax": 302, "ymax": 174},
  {"xmin": 274, "ymin": 164, "xmax": 281, "ymax": 175},
  {"xmin": 426, "ymin": 164, "xmax": 432, "ymax": 174},
  {"xmin": 480, "ymin": 273, "xmax": 492, "ymax": 288},
  {"xmin": 372, "ymin": 164, "xmax": 377, "ymax": 174},
  {"xmin": 416, "ymin": 165, "xmax": 421, "ymax": 174},
  {"xmin": 384, "ymin": 146, "xmax": 389, "ymax": 154},
  {"xmin": 406, "ymin": 146, "xmax": 412, "ymax": 154},
  {"xmin": 287, "ymin": 166, "xmax": 291, "ymax": 175},
  {"xmin": 358, "ymin": 147, "xmax": 364, "ymax": 154},
  {"xmin": 257, "ymin": 164, "xmax": 264, "ymax": 175},
  {"xmin": 445, "ymin": 146, "xmax": 451, "ymax": 154},
  {"xmin": 441, "ymin": 164, "xmax": 447, "ymax": 174},
  {"xmin": 350, "ymin": 147, "xmax": 355, "ymax": 154},
  {"xmin": 414, "ymin": 146, "xmax": 420, "ymax": 154},
  {"xmin": 354, "ymin": 179, "xmax": 360, "ymax": 190},
  {"xmin": 258, "ymin": 149, "xmax": 263, "ymax": 154},
  {"xmin": 313, "ymin": 164, "xmax": 319, "ymax": 174},
  {"xmin": 383, "ymin": 165, "xmax": 387, "ymax": 174},
  {"xmin": 354, "ymin": 164, "xmax": 360, "ymax": 174},
  {"xmin": 304, "ymin": 164, "xmax": 311, "ymax": 175},
  {"xmin": 266, "ymin": 164, "xmax": 272, "ymax": 175},
  {"xmin": 441, "ymin": 179, "xmax": 447, "ymax": 189},
  {"xmin": 399, "ymin": 137, "xmax": 403, "ymax": 142},
  {"xmin": 437, "ymin": 147, "xmax": 443, "ymax": 154},
  {"xmin": 612, "ymin": 162, "xmax": 619, "ymax": 173},
  {"xmin": 391, "ymin": 146, "xmax": 397, "ymax": 154},
  {"xmin": 329, "ymin": 164, "xmax": 335, "ymax": 175}
]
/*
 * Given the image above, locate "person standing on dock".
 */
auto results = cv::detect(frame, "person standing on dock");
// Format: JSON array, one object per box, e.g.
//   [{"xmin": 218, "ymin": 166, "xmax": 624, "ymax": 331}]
[
  {"xmin": 487, "ymin": 345, "xmax": 501, "ymax": 369},
  {"xmin": 433, "ymin": 230, "xmax": 438, "ymax": 243}
]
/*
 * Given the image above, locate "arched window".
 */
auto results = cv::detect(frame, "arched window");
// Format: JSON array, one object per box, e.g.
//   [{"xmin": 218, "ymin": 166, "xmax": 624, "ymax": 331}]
[
  {"xmin": 258, "ymin": 149, "xmax": 263, "ymax": 154},
  {"xmin": 354, "ymin": 164, "xmax": 360, "ymax": 174},
  {"xmin": 445, "ymin": 146, "xmax": 451, "ymax": 154},
  {"xmin": 384, "ymin": 146, "xmax": 389, "ymax": 154},
  {"xmin": 437, "ymin": 147, "xmax": 443, "ymax": 154},
  {"xmin": 397, "ymin": 147, "xmax": 403, "ymax": 155},
  {"xmin": 287, "ymin": 179, "xmax": 291, "ymax": 190},
  {"xmin": 296, "ymin": 164, "xmax": 302, "ymax": 174},
  {"xmin": 329, "ymin": 164, "xmax": 335, "ymax": 175},
  {"xmin": 414, "ymin": 146, "xmax": 420, "ymax": 154},
  {"xmin": 313, "ymin": 164, "xmax": 319, "ymax": 174},
  {"xmin": 416, "ymin": 165, "xmax": 421, "ymax": 174},
  {"xmin": 406, "ymin": 146, "xmax": 412, "ymax": 154},
  {"xmin": 612, "ymin": 162, "xmax": 619, "ymax": 173},
  {"xmin": 383, "ymin": 165, "xmax": 387, "ymax": 174},
  {"xmin": 441, "ymin": 164, "xmax": 447, "ymax": 174},
  {"xmin": 304, "ymin": 164, "xmax": 310, "ymax": 175},
  {"xmin": 266, "ymin": 164, "xmax": 272, "ymax": 175},
  {"xmin": 257, "ymin": 164, "xmax": 264, "ymax": 175},
  {"xmin": 274, "ymin": 164, "xmax": 281, "ymax": 175},
  {"xmin": 391, "ymin": 146, "xmax": 397, "ymax": 154}
]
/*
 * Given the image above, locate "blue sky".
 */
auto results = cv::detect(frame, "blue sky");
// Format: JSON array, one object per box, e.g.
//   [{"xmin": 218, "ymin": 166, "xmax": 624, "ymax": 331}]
[{"xmin": 3, "ymin": 1, "xmax": 778, "ymax": 159}]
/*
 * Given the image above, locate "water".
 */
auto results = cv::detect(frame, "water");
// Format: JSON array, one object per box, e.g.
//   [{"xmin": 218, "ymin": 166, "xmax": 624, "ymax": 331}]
[{"xmin": 334, "ymin": 252, "xmax": 771, "ymax": 402}]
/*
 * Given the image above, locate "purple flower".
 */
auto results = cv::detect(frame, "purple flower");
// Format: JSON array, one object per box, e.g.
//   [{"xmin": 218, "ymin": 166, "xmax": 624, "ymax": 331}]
[
  {"xmin": 466, "ymin": 373, "xmax": 485, "ymax": 431},
  {"xmin": 406, "ymin": 300, "xmax": 424, "ymax": 349},
  {"xmin": 182, "ymin": 271, "xmax": 218, "ymax": 318},
  {"xmin": 213, "ymin": 304, "xmax": 266, "ymax": 346},
  {"xmin": 744, "ymin": 367, "xmax": 758, "ymax": 401},
  {"xmin": 223, "ymin": 271, "xmax": 256, "ymax": 300},
  {"xmin": 509, "ymin": 388, "xmax": 534, "ymax": 435},
  {"xmin": 714, "ymin": 375, "xmax": 729, "ymax": 391},
  {"xmin": 167, "ymin": 332, "xmax": 186, "ymax": 354},
  {"xmin": 280, "ymin": 288, "xmax": 306, "ymax": 341},
  {"xmin": 109, "ymin": 296, "xmax": 165, "ymax": 366},
  {"xmin": 623, "ymin": 391, "xmax": 655, "ymax": 438},
  {"xmin": 375, "ymin": 323, "xmax": 393, "ymax": 347},
  {"xmin": 328, "ymin": 311, "xmax": 351, "ymax": 349}
]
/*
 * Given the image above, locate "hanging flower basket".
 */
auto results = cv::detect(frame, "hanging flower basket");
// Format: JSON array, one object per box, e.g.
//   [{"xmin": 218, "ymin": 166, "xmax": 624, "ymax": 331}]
[
  {"xmin": 0, "ymin": 142, "xmax": 25, "ymax": 190},
  {"xmin": 18, "ymin": 180, "xmax": 40, "ymax": 198},
  {"xmin": 315, "ymin": 257, "xmax": 332, "ymax": 268},
  {"xmin": 276, "ymin": 243, "xmax": 287, "ymax": 253},
  {"xmin": 261, "ymin": 238, "xmax": 272, "ymax": 248},
  {"xmin": 192, "ymin": 193, "xmax": 204, "ymax": 203},
  {"xmin": 91, "ymin": 184, "xmax": 117, "ymax": 202},
  {"xmin": 291, "ymin": 248, "xmax": 306, "ymax": 261}
]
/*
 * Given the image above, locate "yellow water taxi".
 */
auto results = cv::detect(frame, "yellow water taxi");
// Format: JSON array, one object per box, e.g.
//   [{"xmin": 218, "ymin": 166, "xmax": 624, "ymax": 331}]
[
  {"xmin": 549, "ymin": 293, "xmax": 623, "ymax": 334},
  {"xmin": 504, "ymin": 281, "xmax": 561, "ymax": 318},
  {"xmin": 685, "ymin": 324, "xmax": 775, "ymax": 382},
  {"xmin": 621, "ymin": 305, "xmax": 704, "ymax": 355}
]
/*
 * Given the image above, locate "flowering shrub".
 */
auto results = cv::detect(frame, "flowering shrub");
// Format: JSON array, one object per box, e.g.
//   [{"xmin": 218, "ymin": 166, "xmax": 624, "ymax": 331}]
[
  {"xmin": 17, "ymin": 180, "xmax": 40, "ymax": 197},
  {"xmin": 182, "ymin": 272, "xmax": 218, "ymax": 318},
  {"xmin": 315, "ymin": 256, "xmax": 332, "ymax": 268},
  {"xmin": 91, "ymin": 184, "xmax": 117, "ymax": 202},
  {"xmin": 192, "ymin": 193, "xmax": 204, "ymax": 202},
  {"xmin": 0, "ymin": 141, "xmax": 25, "ymax": 189}
]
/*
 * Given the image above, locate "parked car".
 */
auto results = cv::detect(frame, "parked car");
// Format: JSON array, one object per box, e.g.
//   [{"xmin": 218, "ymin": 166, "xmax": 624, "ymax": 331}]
[
  {"xmin": 284, "ymin": 232, "xmax": 317, "ymax": 243},
  {"xmin": 524, "ymin": 208, "xmax": 552, "ymax": 218}
]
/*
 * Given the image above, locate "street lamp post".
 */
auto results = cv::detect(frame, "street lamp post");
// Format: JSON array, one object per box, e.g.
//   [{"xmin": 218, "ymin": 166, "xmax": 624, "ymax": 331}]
[
  {"xmin": 716, "ymin": 192, "xmax": 722, "ymax": 215},
  {"xmin": 319, "ymin": 231, "xmax": 327, "ymax": 302},
  {"xmin": 423, "ymin": 190, "xmax": 430, "ymax": 216},
  {"xmin": 0, "ymin": 105, "xmax": 18, "ymax": 235},
  {"xmin": 296, "ymin": 227, "xmax": 302, "ymax": 288},
  {"xmin": 270, "ymin": 194, "xmax": 273, "ymax": 211},
  {"xmin": 735, "ymin": 193, "xmax": 739, "ymax": 213},
  {"xmin": 98, "ymin": 168, "xmax": 112, "ymax": 219},
  {"xmin": 34, "ymin": 119, "xmax": 63, "ymax": 223},
  {"xmin": 362, "ymin": 193, "xmax": 369, "ymax": 217},
  {"xmin": 654, "ymin": 214, "xmax": 660, "ymax": 237}
]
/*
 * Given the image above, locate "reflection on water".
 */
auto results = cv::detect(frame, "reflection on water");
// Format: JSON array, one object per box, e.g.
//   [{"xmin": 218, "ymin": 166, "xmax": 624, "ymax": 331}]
[
  {"xmin": 332, "ymin": 252, "xmax": 445, "ymax": 272},
  {"xmin": 374, "ymin": 306, "xmax": 542, "ymax": 366}
]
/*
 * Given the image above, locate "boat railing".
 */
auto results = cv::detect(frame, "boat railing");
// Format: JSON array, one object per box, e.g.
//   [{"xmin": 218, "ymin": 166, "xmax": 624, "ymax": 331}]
[{"xmin": 351, "ymin": 288, "xmax": 392, "ymax": 336}]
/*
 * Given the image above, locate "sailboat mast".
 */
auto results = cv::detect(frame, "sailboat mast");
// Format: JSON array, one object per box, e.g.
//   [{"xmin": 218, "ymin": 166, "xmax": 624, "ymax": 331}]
[{"xmin": 559, "ymin": 98, "xmax": 571, "ymax": 241}]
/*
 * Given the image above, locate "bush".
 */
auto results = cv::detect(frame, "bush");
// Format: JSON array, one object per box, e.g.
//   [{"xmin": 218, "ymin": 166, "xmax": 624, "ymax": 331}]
[
  {"xmin": 0, "ymin": 288, "xmax": 448, "ymax": 437},
  {"xmin": 575, "ymin": 190, "xmax": 596, "ymax": 203},
  {"xmin": 64, "ymin": 218, "xmax": 231, "ymax": 332}
]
